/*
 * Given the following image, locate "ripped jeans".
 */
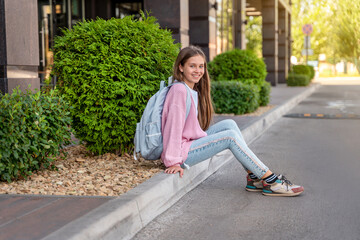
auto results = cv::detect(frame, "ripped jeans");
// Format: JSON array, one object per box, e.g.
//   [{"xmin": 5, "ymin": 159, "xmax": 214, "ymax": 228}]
[{"xmin": 181, "ymin": 119, "xmax": 269, "ymax": 178}]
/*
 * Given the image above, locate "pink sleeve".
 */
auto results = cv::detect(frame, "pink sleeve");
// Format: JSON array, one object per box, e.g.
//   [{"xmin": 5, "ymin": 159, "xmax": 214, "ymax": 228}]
[{"xmin": 161, "ymin": 85, "xmax": 187, "ymax": 167}]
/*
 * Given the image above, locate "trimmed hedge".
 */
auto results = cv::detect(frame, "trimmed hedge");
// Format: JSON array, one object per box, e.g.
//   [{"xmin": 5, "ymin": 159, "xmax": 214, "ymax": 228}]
[
  {"xmin": 208, "ymin": 49, "xmax": 267, "ymax": 86},
  {"xmin": 292, "ymin": 65, "xmax": 310, "ymax": 76},
  {"xmin": 0, "ymin": 89, "xmax": 72, "ymax": 182},
  {"xmin": 293, "ymin": 64, "xmax": 315, "ymax": 81},
  {"xmin": 52, "ymin": 13, "xmax": 180, "ymax": 155},
  {"xmin": 306, "ymin": 65, "xmax": 315, "ymax": 80},
  {"xmin": 208, "ymin": 49, "xmax": 269, "ymax": 113},
  {"xmin": 211, "ymin": 81, "xmax": 259, "ymax": 115},
  {"xmin": 286, "ymin": 73, "xmax": 310, "ymax": 86}
]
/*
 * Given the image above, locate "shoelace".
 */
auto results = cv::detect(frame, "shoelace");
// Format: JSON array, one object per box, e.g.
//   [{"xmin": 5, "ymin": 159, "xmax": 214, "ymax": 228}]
[{"xmin": 278, "ymin": 175, "xmax": 293, "ymax": 191}]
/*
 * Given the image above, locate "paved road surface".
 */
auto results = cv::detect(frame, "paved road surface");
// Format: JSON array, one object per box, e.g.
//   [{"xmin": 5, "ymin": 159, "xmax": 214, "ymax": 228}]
[{"xmin": 133, "ymin": 83, "xmax": 360, "ymax": 240}]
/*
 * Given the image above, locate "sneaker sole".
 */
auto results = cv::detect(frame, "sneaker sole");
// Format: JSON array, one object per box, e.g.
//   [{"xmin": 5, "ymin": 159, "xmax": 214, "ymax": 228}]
[
  {"xmin": 262, "ymin": 191, "xmax": 303, "ymax": 197},
  {"xmin": 245, "ymin": 187, "xmax": 263, "ymax": 192}
]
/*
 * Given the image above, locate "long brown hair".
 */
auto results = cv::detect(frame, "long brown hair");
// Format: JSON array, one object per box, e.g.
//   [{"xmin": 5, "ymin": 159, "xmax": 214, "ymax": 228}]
[{"xmin": 173, "ymin": 45, "xmax": 213, "ymax": 130}]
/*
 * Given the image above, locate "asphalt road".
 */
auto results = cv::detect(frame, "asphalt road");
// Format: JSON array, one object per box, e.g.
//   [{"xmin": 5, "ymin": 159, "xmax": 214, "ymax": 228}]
[{"xmin": 133, "ymin": 84, "xmax": 360, "ymax": 240}]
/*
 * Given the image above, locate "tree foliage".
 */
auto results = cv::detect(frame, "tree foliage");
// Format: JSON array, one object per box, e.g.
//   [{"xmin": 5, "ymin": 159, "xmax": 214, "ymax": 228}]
[
  {"xmin": 291, "ymin": 0, "xmax": 360, "ymax": 72},
  {"xmin": 291, "ymin": 0, "xmax": 335, "ymax": 62},
  {"xmin": 333, "ymin": 0, "xmax": 360, "ymax": 72},
  {"xmin": 246, "ymin": 16, "xmax": 262, "ymax": 57}
]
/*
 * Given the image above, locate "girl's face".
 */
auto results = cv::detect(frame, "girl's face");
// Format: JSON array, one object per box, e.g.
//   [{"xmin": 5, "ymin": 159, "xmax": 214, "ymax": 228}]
[{"xmin": 179, "ymin": 55, "xmax": 205, "ymax": 89}]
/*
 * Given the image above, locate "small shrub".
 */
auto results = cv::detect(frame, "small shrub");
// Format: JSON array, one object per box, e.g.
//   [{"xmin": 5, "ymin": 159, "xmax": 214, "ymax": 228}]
[
  {"xmin": 52, "ymin": 13, "xmax": 180, "ymax": 155},
  {"xmin": 211, "ymin": 81, "xmax": 259, "ymax": 115},
  {"xmin": 259, "ymin": 81, "xmax": 271, "ymax": 106},
  {"xmin": 286, "ymin": 72, "xmax": 310, "ymax": 86},
  {"xmin": 208, "ymin": 49, "xmax": 267, "ymax": 86},
  {"xmin": 306, "ymin": 65, "xmax": 315, "ymax": 80},
  {"xmin": 208, "ymin": 49, "xmax": 270, "ymax": 110},
  {"xmin": 0, "ymin": 88, "xmax": 72, "ymax": 182},
  {"xmin": 292, "ymin": 65, "xmax": 311, "ymax": 79}
]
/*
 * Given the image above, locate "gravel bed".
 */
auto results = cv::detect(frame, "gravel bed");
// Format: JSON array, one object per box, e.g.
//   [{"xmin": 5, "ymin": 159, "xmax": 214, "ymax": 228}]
[{"xmin": 0, "ymin": 145, "xmax": 164, "ymax": 196}]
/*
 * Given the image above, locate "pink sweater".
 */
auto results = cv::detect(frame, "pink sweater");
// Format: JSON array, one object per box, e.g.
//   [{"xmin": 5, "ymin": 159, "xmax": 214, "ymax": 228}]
[{"xmin": 161, "ymin": 84, "xmax": 207, "ymax": 167}]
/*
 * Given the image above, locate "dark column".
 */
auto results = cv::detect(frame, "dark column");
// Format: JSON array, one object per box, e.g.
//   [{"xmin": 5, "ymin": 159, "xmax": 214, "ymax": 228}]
[
  {"xmin": 189, "ymin": 0, "xmax": 216, "ymax": 61},
  {"xmin": 233, "ymin": 0, "xmax": 246, "ymax": 50},
  {"xmin": 262, "ymin": 0, "xmax": 278, "ymax": 86},
  {"xmin": 278, "ymin": 7, "xmax": 288, "ymax": 83},
  {"xmin": 95, "ymin": 0, "xmax": 112, "ymax": 19},
  {"xmin": 0, "ymin": 0, "xmax": 7, "ymax": 93},
  {"xmin": 144, "ymin": 0, "xmax": 189, "ymax": 48},
  {"xmin": 0, "ymin": 0, "xmax": 40, "ymax": 94},
  {"xmin": 85, "ymin": 0, "xmax": 112, "ymax": 20},
  {"xmin": 85, "ymin": 0, "xmax": 96, "ymax": 19}
]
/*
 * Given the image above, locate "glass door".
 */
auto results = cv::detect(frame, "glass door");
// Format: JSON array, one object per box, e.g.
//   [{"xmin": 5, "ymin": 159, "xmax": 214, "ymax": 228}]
[
  {"xmin": 38, "ymin": 0, "xmax": 53, "ymax": 83},
  {"xmin": 38, "ymin": 0, "xmax": 84, "ymax": 86},
  {"xmin": 70, "ymin": 0, "xmax": 85, "ymax": 27}
]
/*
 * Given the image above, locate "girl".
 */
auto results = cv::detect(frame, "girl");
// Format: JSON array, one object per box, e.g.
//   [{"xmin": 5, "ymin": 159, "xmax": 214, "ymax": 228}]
[{"xmin": 161, "ymin": 45, "xmax": 304, "ymax": 197}]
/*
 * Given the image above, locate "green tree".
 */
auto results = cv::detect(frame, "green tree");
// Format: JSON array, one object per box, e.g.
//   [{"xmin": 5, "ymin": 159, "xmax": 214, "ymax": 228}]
[
  {"xmin": 291, "ymin": 0, "xmax": 335, "ymax": 63},
  {"xmin": 334, "ymin": 0, "xmax": 360, "ymax": 73},
  {"xmin": 246, "ymin": 16, "xmax": 262, "ymax": 57}
]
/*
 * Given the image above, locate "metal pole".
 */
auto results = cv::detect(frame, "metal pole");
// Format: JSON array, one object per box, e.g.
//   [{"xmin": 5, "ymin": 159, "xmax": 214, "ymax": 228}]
[
  {"xmin": 50, "ymin": 0, "xmax": 55, "ymax": 49},
  {"xmin": 306, "ymin": 35, "xmax": 308, "ymax": 65},
  {"xmin": 40, "ymin": 19, "xmax": 46, "ymax": 67}
]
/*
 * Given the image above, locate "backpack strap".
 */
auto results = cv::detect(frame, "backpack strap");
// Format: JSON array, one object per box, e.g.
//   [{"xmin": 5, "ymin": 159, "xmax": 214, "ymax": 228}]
[
  {"xmin": 168, "ymin": 76, "xmax": 174, "ymax": 86},
  {"xmin": 171, "ymin": 81, "xmax": 192, "ymax": 120},
  {"xmin": 160, "ymin": 80, "xmax": 166, "ymax": 90},
  {"xmin": 184, "ymin": 86, "xmax": 191, "ymax": 120}
]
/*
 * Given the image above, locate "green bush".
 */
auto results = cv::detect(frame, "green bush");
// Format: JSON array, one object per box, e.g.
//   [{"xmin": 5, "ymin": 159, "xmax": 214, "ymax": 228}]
[
  {"xmin": 293, "ymin": 64, "xmax": 315, "ymax": 81},
  {"xmin": 208, "ymin": 49, "xmax": 267, "ymax": 86},
  {"xmin": 259, "ymin": 81, "xmax": 271, "ymax": 106},
  {"xmin": 211, "ymin": 81, "xmax": 259, "ymax": 115},
  {"xmin": 208, "ymin": 49, "xmax": 270, "ymax": 111},
  {"xmin": 286, "ymin": 72, "xmax": 310, "ymax": 86},
  {"xmin": 0, "ymin": 88, "xmax": 72, "ymax": 182},
  {"xmin": 306, "ymin": 65, "xmax": 315, "ymax": 80},
  {"xmin": 52, "ymin": 13, "xmax": 180, "ymax": 155},
  {"xmin": 292, "ymin": 65, "xmax": 311, "ymax": 79}
]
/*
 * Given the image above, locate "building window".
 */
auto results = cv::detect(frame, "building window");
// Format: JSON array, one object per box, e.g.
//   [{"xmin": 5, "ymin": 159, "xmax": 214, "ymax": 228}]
[
  {"xmin": 38, "ymin": 0, "xmax": 85, "ymax": 84},
  {"xmin": 216, "ymin": 0, "xmax": 234, "ymax": 54},
  {"xmin": 71, "ymin": 0, "xmax": 84, "ymax": 27}
]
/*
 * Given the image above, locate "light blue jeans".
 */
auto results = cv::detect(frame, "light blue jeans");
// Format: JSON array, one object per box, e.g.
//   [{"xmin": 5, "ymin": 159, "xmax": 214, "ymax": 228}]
[{"xmin": 181, "ymin": 119, "xmax": 269, "ymax": 178}]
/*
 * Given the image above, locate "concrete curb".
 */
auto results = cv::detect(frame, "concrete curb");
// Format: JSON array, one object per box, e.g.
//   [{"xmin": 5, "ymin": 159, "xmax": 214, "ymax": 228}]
[{"xmin": 42, "ymin": 83, "xmax": 320, "ymax": 240}]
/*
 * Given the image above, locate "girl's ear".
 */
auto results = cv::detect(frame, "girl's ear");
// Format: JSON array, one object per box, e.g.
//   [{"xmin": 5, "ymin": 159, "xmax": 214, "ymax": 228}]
[{"xmin": 179, "ymin": 64, "xmax": 183, "ymax": 72}]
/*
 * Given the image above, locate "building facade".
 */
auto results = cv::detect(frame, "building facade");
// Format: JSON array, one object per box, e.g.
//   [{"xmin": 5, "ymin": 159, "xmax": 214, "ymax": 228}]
[{"xmin": 0, "ymin": 0, "xmax": 292, "ymax": 94}]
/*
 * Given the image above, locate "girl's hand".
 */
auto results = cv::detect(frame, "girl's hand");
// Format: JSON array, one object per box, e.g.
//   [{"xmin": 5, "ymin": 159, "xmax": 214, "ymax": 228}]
[{"xmin": 164, "ymin": 165, "xmax": 184, "ymax": 178}]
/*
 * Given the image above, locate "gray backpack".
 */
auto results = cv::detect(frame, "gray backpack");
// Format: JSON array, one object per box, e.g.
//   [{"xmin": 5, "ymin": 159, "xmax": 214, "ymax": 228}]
[{"xmin": 134, "ymin": 78, "xmax": 191, "ymax": 160}]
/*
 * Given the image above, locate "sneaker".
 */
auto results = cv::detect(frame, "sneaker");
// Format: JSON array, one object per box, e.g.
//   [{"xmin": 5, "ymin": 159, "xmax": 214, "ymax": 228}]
[
  {"xmin": 262, "ymin": 175, "xmax": 304, "ymax": 197},
  {"xmin": 245, "ymin": 174, "xmax": 263, "ymax": 192}
]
